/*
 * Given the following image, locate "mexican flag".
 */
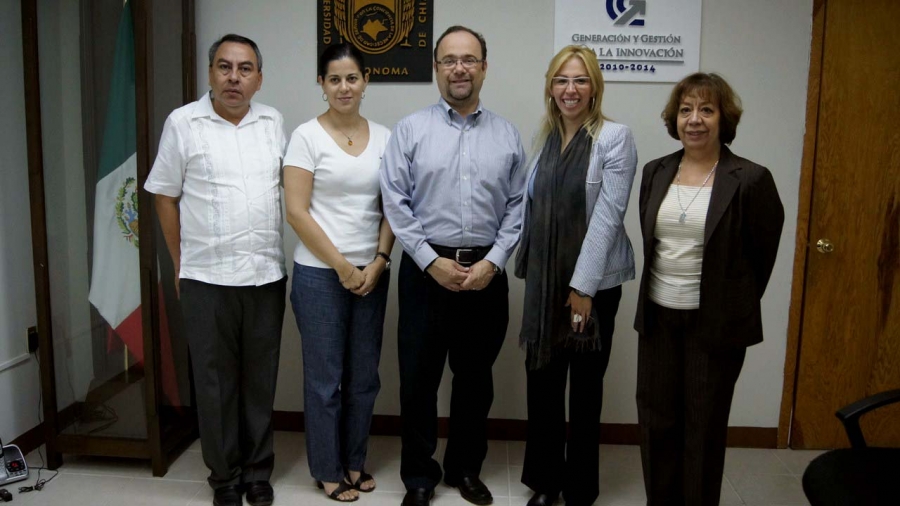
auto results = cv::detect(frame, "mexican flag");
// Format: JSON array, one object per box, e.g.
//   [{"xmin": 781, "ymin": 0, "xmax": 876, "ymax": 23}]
[{"xmin": 88, "ymin": 1, "xmax": 180, "ymax": 406}]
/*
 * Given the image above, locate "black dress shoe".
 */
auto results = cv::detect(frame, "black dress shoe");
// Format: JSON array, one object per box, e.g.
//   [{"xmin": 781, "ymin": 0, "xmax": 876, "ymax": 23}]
[
  {"xmin": 402, "ymin": 488, "xmax": 435, "ymax": 506},
  {"xmin": 526, "ymin": 491, "xmax": 558, "ymax": 506},
  {"xmin": 445, "ymin": 475, "xmax": 493, "ymax": 505},
  {"xmin": 213, "ymin": 485, "xmax": 242, "ymax": 506},
  {"xmin": 244, "ymin": 481, "xmax": 274, "ymax": 506}
]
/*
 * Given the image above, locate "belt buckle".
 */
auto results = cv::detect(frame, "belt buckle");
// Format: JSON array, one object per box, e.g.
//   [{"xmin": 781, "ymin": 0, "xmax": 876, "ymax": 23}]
[{"xmin": 455, "ymin": 248, "xmax": 474, "ymax": 266}]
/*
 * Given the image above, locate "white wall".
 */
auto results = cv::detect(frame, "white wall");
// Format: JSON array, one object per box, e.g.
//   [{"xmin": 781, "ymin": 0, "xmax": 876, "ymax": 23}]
[
  {"xmin": 196, "ymin": 0, "xmax": 812, "ymax": 427},
  {"xmin": 0, "ymin": 0, "xmax": 41, "ymax": 443}
]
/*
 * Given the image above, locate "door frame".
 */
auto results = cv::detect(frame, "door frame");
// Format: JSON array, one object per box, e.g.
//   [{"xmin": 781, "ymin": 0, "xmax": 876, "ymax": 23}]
[{"xmin": 777, "ymin": 0, "xmax": 825, "ymax": 449}]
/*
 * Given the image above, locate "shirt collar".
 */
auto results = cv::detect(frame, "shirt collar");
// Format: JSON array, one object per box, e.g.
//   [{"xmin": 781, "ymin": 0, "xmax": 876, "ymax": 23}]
[
  {"xmin": 193, "ymin": 91, "xmax": 261, "ymax": 126},
  {"xmin": 437, "ymin": 97, "xmax": 483, "ymax": 126}
]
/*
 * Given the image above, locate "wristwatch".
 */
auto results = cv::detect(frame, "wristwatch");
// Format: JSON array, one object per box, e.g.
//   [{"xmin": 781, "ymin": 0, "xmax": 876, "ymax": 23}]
[
  {"xmin": 490, "ymin": 262, "xmax": 501, "ymax": 274},
  {"xmin": 572, "ymin": 288, "xmax": 591, "ymax": 298},
  {"xmin": 375, "ymin": 251, "xmax": 391, "ymax": 269}
]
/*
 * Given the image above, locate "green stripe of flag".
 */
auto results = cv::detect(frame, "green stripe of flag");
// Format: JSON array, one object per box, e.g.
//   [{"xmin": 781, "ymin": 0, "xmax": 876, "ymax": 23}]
[{"xmin": 97, "ymin": 1, "xmax": 136, "ymax": 181}]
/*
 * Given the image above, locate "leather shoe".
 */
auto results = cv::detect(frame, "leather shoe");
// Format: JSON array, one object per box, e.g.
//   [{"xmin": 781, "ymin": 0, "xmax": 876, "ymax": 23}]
[
  {"xmin": 213, "ymin": 485, "xmax": 242, "ymax": 506},
  {"xmin": 526, "ymin": 491, "xmax": 558, "ymax": 506},
  {"xmin": 402, "ymin": 488, "xmax": 435, "ymax": 506},
  {"xmin": 445, "ymin": 475, "xmax": 493, "ymax": 505},
  {"xmin": 244, "ymin": 481, "xmax": 274, "ymax": 506}
]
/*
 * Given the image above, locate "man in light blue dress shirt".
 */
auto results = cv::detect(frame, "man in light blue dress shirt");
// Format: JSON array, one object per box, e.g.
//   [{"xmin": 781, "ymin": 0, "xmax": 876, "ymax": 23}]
[{"xmin": 380, "ymin": 25, "xmax": 526, "ymax": 506}]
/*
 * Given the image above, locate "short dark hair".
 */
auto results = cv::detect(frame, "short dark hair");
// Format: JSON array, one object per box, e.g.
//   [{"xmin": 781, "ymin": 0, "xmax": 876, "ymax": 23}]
[
  {"xmin": 661, "ymin": 72, "xmax": 743, "ymax": 145},
  {"xmin": 433, "ymin": 25, "xmax": 487, "ymax": 62},
  {"xmin": 208, "ymin": 34, "xmax": 263, "ymax": 72},
  {"xmin": 317, "ymin": 42, "xmax": 366, "ymax": 79}
]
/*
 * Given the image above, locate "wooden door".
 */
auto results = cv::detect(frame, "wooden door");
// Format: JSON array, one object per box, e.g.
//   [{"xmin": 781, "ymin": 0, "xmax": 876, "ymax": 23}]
[{"xmin": 790, "ymin": 0, "xmax": 900, "ymax": 449}]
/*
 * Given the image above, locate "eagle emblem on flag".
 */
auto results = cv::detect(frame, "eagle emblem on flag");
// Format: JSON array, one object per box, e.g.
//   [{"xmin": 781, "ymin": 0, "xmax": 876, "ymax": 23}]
[{"xmin": 115, "ymin": 176, "xmax": 139, "ymax": 248}]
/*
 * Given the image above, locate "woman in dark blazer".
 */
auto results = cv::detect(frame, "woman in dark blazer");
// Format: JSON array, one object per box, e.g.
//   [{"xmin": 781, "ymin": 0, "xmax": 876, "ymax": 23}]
[{"xmin": 634, "ymin": 73, "xmax": 784, "ymax": 506}]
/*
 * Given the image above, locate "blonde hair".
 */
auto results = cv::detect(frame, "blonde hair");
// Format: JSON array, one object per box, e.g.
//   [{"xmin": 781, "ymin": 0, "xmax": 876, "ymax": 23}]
[{"xmin": 535, "ymin": 45, "xmax": 608, "ymax": 150}]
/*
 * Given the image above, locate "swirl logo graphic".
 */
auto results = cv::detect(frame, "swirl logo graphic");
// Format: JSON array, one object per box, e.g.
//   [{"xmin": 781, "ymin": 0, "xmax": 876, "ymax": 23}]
[{"xmin": 607, "ymin": 0, "xmax": 646, "ymax": 26}]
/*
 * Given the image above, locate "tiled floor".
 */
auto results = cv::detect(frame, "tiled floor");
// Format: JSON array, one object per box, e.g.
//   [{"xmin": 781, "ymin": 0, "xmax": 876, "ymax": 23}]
[{"xmin": 8, "ymin": 432, "xmax": 821, "ymax": 505}]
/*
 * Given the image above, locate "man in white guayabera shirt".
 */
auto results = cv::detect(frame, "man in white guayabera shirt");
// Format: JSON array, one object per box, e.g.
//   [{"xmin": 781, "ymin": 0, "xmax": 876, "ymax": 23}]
[{"xmin": 144, "ymin": 34, "xmax": 285, "ymax": 506}]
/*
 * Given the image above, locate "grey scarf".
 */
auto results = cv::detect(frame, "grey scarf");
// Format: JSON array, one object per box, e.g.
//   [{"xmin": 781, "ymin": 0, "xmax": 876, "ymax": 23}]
[{"xmin": 517, "ymin": 127, "xmax": 599, "ymax": 370}]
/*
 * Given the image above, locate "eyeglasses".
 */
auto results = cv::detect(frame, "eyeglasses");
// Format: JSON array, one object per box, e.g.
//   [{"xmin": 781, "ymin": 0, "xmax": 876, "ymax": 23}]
[
  {"xmin": 214, "ymin": 62, "xmax": 257, "ymax": 78},
  {"xmin": 551, "ymin": 77, "xmax": 591, "ymax": 88},
  {"xmin": 436, "ymin": 57, "xmax": 484, "ymax": 69}
]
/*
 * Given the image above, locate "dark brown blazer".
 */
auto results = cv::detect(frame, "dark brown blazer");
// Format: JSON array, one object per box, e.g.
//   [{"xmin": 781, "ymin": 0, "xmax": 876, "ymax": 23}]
[{"xmin": 633, "ymin": 145, "xmax": 785, "ymax": 349}]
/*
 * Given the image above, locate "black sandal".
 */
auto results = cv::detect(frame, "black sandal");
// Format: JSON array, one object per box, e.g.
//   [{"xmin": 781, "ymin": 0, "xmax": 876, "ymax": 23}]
[
  {"xmin": 347, "ymin": 471, "xmax": 376, "ymax": 493},
  {"xmin": 317, "ymin": 480, "xmax": 359, "ymax": 502}
]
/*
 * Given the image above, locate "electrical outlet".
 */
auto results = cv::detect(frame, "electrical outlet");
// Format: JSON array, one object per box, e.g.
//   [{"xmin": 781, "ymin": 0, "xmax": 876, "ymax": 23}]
[{"xmin": 27, "ymin": 326, "xmax": 39, "ymax": 353}]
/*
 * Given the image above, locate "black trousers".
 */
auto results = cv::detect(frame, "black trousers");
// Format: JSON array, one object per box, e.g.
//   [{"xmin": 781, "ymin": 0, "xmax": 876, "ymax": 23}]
[
  {"xmin": 180, "ymin": 277, "xmax": 286, "ymax": 489},
  {"xmin": 521, "ymin": 285, "xmax": 621, "ymax": 506},
  {"xmin": 397, "ymin": 252, "xmax": 509, "ymax": 491},
  {"xmin": 636, "ymin": 301, "xmax": 746, "ymax": 506}
]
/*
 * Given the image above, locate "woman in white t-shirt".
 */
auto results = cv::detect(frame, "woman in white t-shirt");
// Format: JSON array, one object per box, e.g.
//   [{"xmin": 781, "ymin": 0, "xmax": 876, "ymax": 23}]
[{"xmin": 283, "ymin": 43, "xmax": 394, "ymax": 503}]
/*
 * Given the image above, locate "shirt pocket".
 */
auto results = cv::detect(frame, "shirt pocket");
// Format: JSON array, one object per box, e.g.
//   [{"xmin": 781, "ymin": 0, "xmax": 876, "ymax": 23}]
[
  {"xmin": 585, "ymin": 178, "xmax": 604, "ymax": 214},
  {"xmin": 476, "ymin": 152, "xmax": 513, "ymax": 191},
  {"xmin": 245, "ymin": 151, "xmax": 282, "ymax": 199},
  {"xmin": 586, "ymin": 160, "xmax": 603, "ymax": 185},
  {"xmin": 184, "ymin": 148, "xmax": 236, "ymax": 199}
]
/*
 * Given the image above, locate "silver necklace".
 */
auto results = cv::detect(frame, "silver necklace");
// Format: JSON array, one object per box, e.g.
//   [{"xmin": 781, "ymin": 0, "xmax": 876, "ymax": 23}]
[{"xmin": 675, "ymin": 160, "xmax": 717, "ymax": 223}]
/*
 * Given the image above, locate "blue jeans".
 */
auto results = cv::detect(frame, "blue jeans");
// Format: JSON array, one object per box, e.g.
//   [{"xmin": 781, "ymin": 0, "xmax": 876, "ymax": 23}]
[{"xmin": 290, "ymin": 263, "xmax": 388, "ymax": 482}]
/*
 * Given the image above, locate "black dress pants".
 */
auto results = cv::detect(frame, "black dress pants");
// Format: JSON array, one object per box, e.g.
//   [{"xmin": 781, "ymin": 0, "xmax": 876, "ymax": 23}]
[
  {"xmin": 397, "ymin": 252, "xmax": 509, "ymax": 491},
  {"xmin": 521, "ymin": 285, "xmax": 621, "ymax": 506},
  {"xmin": 180, "ymin": 277, "xmax": 286, "ymax": 489},
  {"xmin": 636, "ymin": 302, "xmax": 746, "ymax": 506}
]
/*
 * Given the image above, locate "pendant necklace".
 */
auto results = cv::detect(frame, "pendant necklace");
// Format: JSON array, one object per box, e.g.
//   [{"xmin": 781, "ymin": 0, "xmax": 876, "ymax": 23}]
[
  {"xmin": 334, "ymin": 121, "xmax": 361, "ymax": 146},
  {"xmin": 675, "ymin": 160, "xmax": 718, "ymax": 224}
]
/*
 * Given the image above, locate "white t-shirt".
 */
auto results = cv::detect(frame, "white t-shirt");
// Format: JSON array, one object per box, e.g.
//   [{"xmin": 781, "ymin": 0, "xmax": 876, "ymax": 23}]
[
  {"xmin": 283, "ymin": 118, "xmax": 391, "ymax": 268},
  {"xmin": 144, "ymin": 93, "xmax": 287, "ymax": 286}
]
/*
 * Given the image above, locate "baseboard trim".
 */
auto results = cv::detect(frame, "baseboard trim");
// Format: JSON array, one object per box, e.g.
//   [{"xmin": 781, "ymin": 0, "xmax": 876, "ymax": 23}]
[
  {"xmin": 726, "ymin": 426, "xmax": 778, "ymax": 448},
  {"xmin": 273, "ymin": 411, "xmax": 777, "ymax": 448},
  {"xmin": 13, "ymin": 412, "xmax": 775, "ymax": 456},
  {"xmin": 10, "ymin": 421, "xmax": 45, "ymax": 456}
]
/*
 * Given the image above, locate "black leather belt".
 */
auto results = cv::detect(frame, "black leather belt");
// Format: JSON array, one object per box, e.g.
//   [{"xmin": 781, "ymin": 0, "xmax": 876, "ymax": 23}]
[{"xmin": 430, "ymin": 244, "xmax": 492, "ymax": 266}]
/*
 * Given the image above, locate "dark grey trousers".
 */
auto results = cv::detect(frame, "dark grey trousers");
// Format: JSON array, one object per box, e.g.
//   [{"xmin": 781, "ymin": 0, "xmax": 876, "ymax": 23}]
[
  {"xmin": 521, "ymin": 285, "xmax": 621, "ymax": 506},
  {"xmin": 180, "ymin": 277, "xmax": 286, "ymax": 489},
  {"xmin": 636, "ymin": 301, "xmax": 746, "ymax": 506}
]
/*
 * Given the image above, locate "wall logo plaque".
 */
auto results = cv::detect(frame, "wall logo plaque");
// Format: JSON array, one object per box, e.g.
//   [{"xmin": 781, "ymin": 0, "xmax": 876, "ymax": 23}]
[{"xmin": 319, "ymin": 0, "xmax": 434, "ymax": 82}]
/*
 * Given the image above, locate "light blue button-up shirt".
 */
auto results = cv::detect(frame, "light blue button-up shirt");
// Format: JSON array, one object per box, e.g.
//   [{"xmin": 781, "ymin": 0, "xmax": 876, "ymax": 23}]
[{"xmin": 380, "ymin": 98, "xmax": 527, "ymax": 271}]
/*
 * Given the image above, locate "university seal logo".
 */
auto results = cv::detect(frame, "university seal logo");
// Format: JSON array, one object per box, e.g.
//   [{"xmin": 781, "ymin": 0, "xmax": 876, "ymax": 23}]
[
  {"xmin": 335, "ymin": 0, "xmax": 415, "ymax": 55},
  {"xmin": 319, "ymin": 0, "xmax": 432, "ymax": 82},
  {"xmin": 116, "ymin": 176, "xmax": 140, "ymax": 248}
]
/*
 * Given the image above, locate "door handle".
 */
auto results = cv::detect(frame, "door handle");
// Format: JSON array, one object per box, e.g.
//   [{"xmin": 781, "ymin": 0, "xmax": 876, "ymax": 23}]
[{"xmin": 816, "ymin": 238, "xmax": 834, "ymax": 254}]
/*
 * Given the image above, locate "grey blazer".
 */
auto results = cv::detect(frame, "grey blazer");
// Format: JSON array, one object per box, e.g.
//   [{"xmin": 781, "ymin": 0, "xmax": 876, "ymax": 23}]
[{"xmin": 515, "ymin": 121, "xmax": 638, "ymax": 294}]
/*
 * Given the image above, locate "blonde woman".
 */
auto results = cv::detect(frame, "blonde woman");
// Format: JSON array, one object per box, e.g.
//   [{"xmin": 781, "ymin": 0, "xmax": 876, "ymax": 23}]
[{"xmin": 514, "ymin": 45, "xmax": 638, "ymax": 506}]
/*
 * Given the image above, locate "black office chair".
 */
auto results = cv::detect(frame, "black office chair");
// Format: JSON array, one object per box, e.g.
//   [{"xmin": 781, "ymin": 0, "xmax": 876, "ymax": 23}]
[{"xmin": 802, "ymin": 389, "xmax": 900, "ymax": 505}]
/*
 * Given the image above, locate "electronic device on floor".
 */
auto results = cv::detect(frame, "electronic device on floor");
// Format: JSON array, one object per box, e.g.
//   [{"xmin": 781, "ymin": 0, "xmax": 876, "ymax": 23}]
[{"xmin": 0, "ymin": 439, "xmax": 29, "ymax": 486}]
